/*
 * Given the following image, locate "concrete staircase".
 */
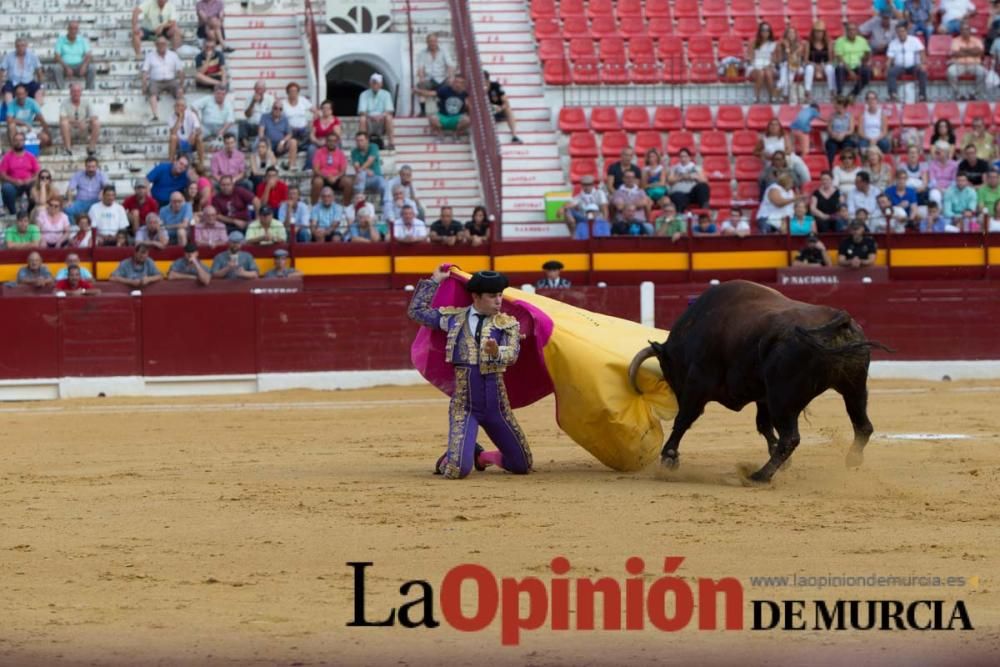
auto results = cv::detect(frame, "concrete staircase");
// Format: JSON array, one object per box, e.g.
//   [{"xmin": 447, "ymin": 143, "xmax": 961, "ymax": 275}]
[{"xmin": 468, "ymin": 0, "xmax": 566, "ymax": 238}]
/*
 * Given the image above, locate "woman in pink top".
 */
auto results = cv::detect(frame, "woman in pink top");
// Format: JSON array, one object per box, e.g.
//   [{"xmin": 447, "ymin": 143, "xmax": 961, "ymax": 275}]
[
  {"xmin": 36, "ymin": 195, "xmax": 71, "ymax": 247},
  {"xmin": 927, "ymin": 140, "xmax": 958, "ymax": 208}
]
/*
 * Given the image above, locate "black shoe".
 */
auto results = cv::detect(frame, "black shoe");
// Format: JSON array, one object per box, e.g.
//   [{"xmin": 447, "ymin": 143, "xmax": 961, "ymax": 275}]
[
  {"xmin": 223, "ymin": 47, "xmax": 235, "ymax": 53},
  {"xmin": 433, "ymin": 451, "xmax": 446, "ymax": 475},
  {"xmin": 473, "ymin": 443, "xmax": 488, "ymax": 471}
]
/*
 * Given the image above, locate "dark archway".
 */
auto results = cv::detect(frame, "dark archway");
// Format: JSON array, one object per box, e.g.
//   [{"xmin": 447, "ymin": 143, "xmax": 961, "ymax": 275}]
[{"xmin": 325, "ymin": 60, "xmax": 396, "ymax": 116}]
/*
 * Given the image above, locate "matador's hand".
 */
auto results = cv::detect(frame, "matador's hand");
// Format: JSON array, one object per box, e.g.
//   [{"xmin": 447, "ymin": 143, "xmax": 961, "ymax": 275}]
[{"xmin": 483, "ymin": 339, "xmax": 499, "ymax": 357}]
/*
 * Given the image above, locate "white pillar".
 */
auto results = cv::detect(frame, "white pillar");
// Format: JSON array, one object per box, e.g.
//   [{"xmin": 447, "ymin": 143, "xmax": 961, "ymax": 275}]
[{"xmin": 640, "ymin": 281, "xmax": 655, "ymax": 329}]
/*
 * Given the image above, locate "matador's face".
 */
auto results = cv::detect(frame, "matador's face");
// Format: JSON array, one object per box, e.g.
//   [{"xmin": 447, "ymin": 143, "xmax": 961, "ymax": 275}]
[{"xmin": 472, "ymin": 292, "xmax": 503, "ymax": 316}]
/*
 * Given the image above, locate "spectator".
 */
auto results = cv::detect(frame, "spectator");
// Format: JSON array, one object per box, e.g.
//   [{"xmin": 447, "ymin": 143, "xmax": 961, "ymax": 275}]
[
  {"xmin": 193, "ymin": 205, "xmax": 228, "ymax": 246},
  {"xmin": 5, "ymin": 83, "xmax": 51, "ymax": 148},
  {"xmin": 429, "ymin": 73, "xmax": 470, "ymax": 141},
  {"xmin": 193, "ymin": 39, "xmax": 226, "ymax": 91},
  {"xmin": 484, "ymin": 70, "xmax": 522, "ymax": 144},
  {"xmin": 265, "ymin": 248, "xmax": 302, "ymax": 277},
  {"xmin": 6, "ymin": 210, "xmax": 41, "ymax": 248},
  {"xmin": 146, "ymin": 155, "xmax": 190, "ymax": 207},
  {"xmin": 833, "ymin": 203, "xmax": 853, "ymax": 230},
  {"xmin": 790, "ymin": 102, "xmax": 822, "ymax": 156},
  {"xmin": 69, "ymin": 214, "xmax": 93, "ymax": 248},
  {"xmin": 0, "ymin": 38, "xmax": 43, "ymax": 101},
  {"xmin": 810, "ymin": 171, "xmax": 843, "ymax": 232},
  {"xmin": 967, "ymin": 117, "xmax": 997, "ymax": 162},
  {"xmin": 720, "ymin": 207, "xmax": 751, "ymax": 237},
  {"xmin": 196, "ymin": 0, "xmax": 229, "ymax": 48},
  {"xmin": 748, "ymin": 22, "xmax": 779, "ymax": 103},
  {"xmin": 385, "ymin": 165, "xmax": 423, "ymax": 216},
  {"xmin": 133, "ymin": 0, "xmax": 183, "ymax": 58},
  {"xmin": 308, "ymin": 186, "xmax": 347, "ymax": 242},
  {"xmin": 358, "ymin": 73, "xmax": 396, "ymax": 150},
  {"xmin": 907, "ymin": 0, "xmax": 934, "ymax": 40},
  {"xmin": 930, "ymin": 119, "xmax": 958, "ymax": 159},
  {"xmin": 351, "ymin": 132, "xmax": 388, "ymax": 201},
  {"xmin": 248, "ymin": 137, "xmax": 278, "ymax": 190},
  {"xmin": 757, "ymin": 172, "xmax": 797, "ymax": 234},
  {"xmin": 788, "ymin": 200, "xmax": 816, "ymax": 235},
  {"xmin": 874, "ymin": 0, "xmax": 906, "ymax": 17},
  {"xmin": 30, "ymin": 169, "xmax": 58, "ymax": 214},
  {"xmin": 195, "ymin": 86, "xmax": 236, "ymax": 145},
  {"xmin": 110, "ymin": 243, "xmax": 163, "ymax": 288},
  {"xmin": 135, "ymin": 212, "xmax": 169, "ymax": 249},
  {"xmin": 847, "ymin": 171, "xmax": 881, "ymax": 218},
  {"xmin": 37, "ymin": 194, "xmax": 71, "ymax": 247},
  {"xmin": 885, "ymin": 22, "xmax": 928, "ymax": 102},
  {"xmin": 308, "ymin": 100, "xmax": 342, "ymax": 166},
  {"xmin": 979, "ymin": 169, "xmax": 1000, "ymax": 214},
  {"xmin": 775, "ymin": 27, "xmax": 808, "ymax": 102},
  {"xmin": 52, "ymin": 20, "xmax": 95, "ymax": 92},
  {"xmin": 928, "ymin": 140, "xmax": 959, "ymax": 206},
  {"xmin": 310, "ymin": 134, "xmax": 350, "ymax": 203},
  {"xmin": 210, "ymin": 134, "xmax": 250, "ymax": 190},
  {"xmin": 245, "ymin": 205, "xmax": 287, "ymax": 245},
  {"xmin": 65, "ymin": 157, "xmax": 110, "ymax": 221},
  {"xmin": 948, "ymin": 20, "xmax": 987, "ymax": 100},
  {"xmin": 536, "ymin": 260, "xmax": 570, "ymax": 288},
  {"xmin": 855, "ymin": 91, "xmax": 893, "ymax": 155},
  {"xmin": 349, "ymin": 210, "xmax": 381, "ymax": 243},
  {"xmin": 641, "ymin": 149, "xmax": 668, "ymax": 202},
  {"xmin": 862, "ymin": 146, "xmax": 893, "ymax": 191},
  {"xmin": 805, "ymin": 21, "xmax": 836, "ymax": 101},
  {"xmin": 168, "ymin": 99, "xmax": 204, "ymax": 167},
  {"xmin": 943, "ymin": 172, "xmax": 978, "ymax": 219},
  {"xmin": 211, "ymin": 232, "xmax": 259, "ymax": 280},
  {"xmin": 939, "ymin": 0, "xmax": 976, "ymax": 35},
  {"xmin": 611, "ymin": 204, "xmax": 649, "ymax": 236},
  {"xmin": 212, "ymin": 175, "xmax": 254, "ymax": 233},
  {"xmin": 277, "ymin": 185, "xmax": 310, "ymax": 237},
  {"xmin": 429, "ymin": 206, "xmax": 466, "ymax": 245},
  {"xmin": 653, "ymin": 198, "xmax": 686, "ymax": 239},
  {"xmin": 824, "ymin": 96, "xmax": 858, "ymax": 168},
  {"xmin": 899, "ymin": 145, "xmax": 931, "ymax": 205},
  {"xmin": 414, "ymin": 34, "xmax": 453, "ymax": 117},
  {"xmin": 283, "ymin": 82, "xmax": 314, "ymax": 165},
  {"xmin": 886, "ymin": 169, "xmax": 919, "ymax": 222},
  {"xmin": 157, "ymin": 191, "xmax": 191, "ymax": 245},
  {"xmin": 838, "ymin": 221, "xmax": 877, "ymax": 268},
  {"xmin": 253, "ymin": 166, "xmax": 287, "ymax": 213},
  {"xmin": 990, "ymin": 199, "xmax": 1000, "ymax": 232},
  {"xmin": 114, "ymin": 229, "xmax": 130, "ymax": 247},
  {"xmin": 922, "ymin": 201, "xmax": 955, "ymax": 231},
  {"xmin": 0, "ymin": 132, "xmax": 40, "ymax": 214},
  {"xmin": 240, "ymin": 81, "xmax": 274, "ymax": 150},
  {"xmin": 958, "ymin": 144, "xmax": 990, "ymax": 186},
  {"xmin": 393, "ymin": 205, "xmax": 428, "ymax": 243},
  {"xmin": 760, "ymin": 151, "xmax": 805, "ymax": 195},
  {"xmin": 667, "ymin": 148, "xmax": 710, "ymax": 212},
  {"xmin": 612, "ymin": 169, "xmax": 652, "ymax": 230},
  {"xmin": 89, "ymin": 186, "xmax": 129, "ymax": 245},
  {"xmin": 16, "ymin": 251, "xmax": 53, "ymax": 287},
  {"xmin": 168, "ymin": 242, "xmax": 212, "ymax": 284},
  {"xmin": 859, "ymin": 10, "xmax": 897, "ymax": 55},
  {"xmin": 465, "ymin": 206, "xmax": 492, "ymax": 246},
  {"xmin": 832, "ymin": 147, "xmax": 862, "ymax": 196},
  {"xmin": 834, "ymin": 23, "xmax": 872, "ymax": 97},
  {"xmin": 141, "ymin": 36, "xmax": 184, "ymax": 122},
  {"xmin": 793, "ymin": 233, "xmax": 830, "ymax": 266},
  {"xmin": 691, "ymin": 212, "xmax": 719, "ymax": 237},
  {"xmin": 562, "ymin": 175, "xmax": 609, "ymax": 239},
  {"xmin": 55, "ymin": 264, "xmax": 99, "ymax": 295},
  {"xmin": 55, "ymin": 254, "xmax": 93, "ymax": 280},
  {"xmin": 258, "ymin": 100, "xmax": 298, "ymax": 173},
  {"xmin": 59, "ymin": 83, "xmax": 100, "ymax": 157},
  {"xmin": 605, "ymin": 146, "xmax": 640, "ymax": 192},
  {"xmin": 958, "ymin": 207, "xmax": 981, "ymax": 232},
  {"xmin": 757, "ymin": 119, "xmax": 810, "ymax": 186}
]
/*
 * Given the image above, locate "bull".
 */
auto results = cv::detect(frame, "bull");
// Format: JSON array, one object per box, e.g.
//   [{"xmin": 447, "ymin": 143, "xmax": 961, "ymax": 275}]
[{"xmin": 628, "ymin": 280, "xmax": 892, "ymax": 483}]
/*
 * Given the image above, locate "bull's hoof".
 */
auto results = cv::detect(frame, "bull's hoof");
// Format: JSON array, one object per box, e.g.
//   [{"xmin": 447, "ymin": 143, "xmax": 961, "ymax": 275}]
[
  {"xmin": 845, "ymin": 447, "xmax": 864, "ymax": 469},
  {"xmin": 748, "ymin": 467, "xmax": 773, "ymax": 484},
  {"xmin": 660, "ymin": 452, "xmax": 680, "ymax": 470}
]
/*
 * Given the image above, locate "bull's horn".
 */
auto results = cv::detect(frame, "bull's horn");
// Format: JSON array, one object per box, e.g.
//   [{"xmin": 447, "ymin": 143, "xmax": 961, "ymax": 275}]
[{"xmin": 628, "ymin": 346, "xmax": 657, "ymax": 395}]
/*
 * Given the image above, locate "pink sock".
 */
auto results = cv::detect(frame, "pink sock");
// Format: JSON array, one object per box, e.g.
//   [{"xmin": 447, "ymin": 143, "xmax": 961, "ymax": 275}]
[{"xmin": 478, "ymin": 450, "xmax": 504, "ymax": 468}]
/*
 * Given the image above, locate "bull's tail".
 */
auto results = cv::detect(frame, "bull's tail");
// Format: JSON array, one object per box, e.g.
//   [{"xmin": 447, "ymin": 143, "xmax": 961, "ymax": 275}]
[{"xmin": 794, "ymin": 311, "xmax": 896, "ymax": 355}]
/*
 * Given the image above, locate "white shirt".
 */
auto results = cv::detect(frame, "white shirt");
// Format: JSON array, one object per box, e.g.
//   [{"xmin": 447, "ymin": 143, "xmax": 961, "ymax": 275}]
[
  {"xmin": 467, "ymin": 307, "xmax": 488, "ymax": 340},
  {"xmin": 573, "ymin": 186, "xmax": 608, "ymax": 212},
  {"xmin": 88, "ymin": 201, "xmax": 130, "ymax": 237},
  {"xmin": 142, "ymin": 49, "xmax": 183, "ymax": 81},
  {"xmin": 284, "ymin": 96, "xmax": 312, "ymax": 130},
  {"xmin": 393, "ymin": 218, "xmax": 427, "ymax": 241},
  {"xmin": 168, "ymin": 108, "xmax": 201, "ymax": 141},
  {"xmin": 417, "ymin": 48, "xmax": 451, "ymax": 82},
  {"xmin": 941, "ymin": 0, "xmax": 974, "ymax": 24},
  {"xmin": 194, "ymin": 96, "xmax": 235, "ymax": 129},
  {"xmin": 846, "ymin": 185, "xmax": 882, "ymax": 217},
  {"xmin": 244, "ymin": 91, "xmax": 274, "ymax": 125},
  {"xmin": 886, "ymin": 35, "xmax": 924, "ymax": 68},
  {"xmin": 757, "ymin": 184, "xmax": 795, "ymax": 225}
]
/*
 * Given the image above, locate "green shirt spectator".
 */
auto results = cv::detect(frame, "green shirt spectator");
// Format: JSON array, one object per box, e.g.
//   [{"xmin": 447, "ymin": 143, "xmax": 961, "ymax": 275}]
[
  {"xmin": 351, "ymin": 142, "xmax": 382, "ymax": 177},
  {"xmin": 55, "ymin": 33, "xmax": 89, "ymax": 67},
  {"xmin": 978, "ymin": 175, "xmax": 1000, "ymax": 213},
  {"xmin": 655, "ymin": 214, "xmax": 685, "ymax": 237},
  {"xmin": 834, "ymin": 35, "xmax": 871, "ymax": 69},
  {"xmin": 5, "ymin": 223, "xmax": 41, "ymax": 246}
]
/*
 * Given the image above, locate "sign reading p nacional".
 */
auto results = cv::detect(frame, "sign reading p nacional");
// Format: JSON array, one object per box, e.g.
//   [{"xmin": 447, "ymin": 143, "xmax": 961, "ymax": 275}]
[{"xmin": 325, "ymin": 0, "xmax": 393, "ymax": 33}]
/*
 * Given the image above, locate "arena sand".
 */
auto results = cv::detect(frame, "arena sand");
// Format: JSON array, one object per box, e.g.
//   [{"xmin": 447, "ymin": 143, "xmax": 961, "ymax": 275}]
[{"xmin": 1, "ymin": 380, "xmax": 998, "ymax": 666}]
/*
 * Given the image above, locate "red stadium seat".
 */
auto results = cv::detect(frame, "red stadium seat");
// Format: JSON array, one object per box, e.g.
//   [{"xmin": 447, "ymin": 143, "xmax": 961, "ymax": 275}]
[
  {"xmin": 732, "ymin": 15, "xmax": 758, "ymax": 39},
  {"xmin": 569, "ymin": 39, "xmax": 596, "ymax": 60},
  {"xmin": 933, "ymin": 102, "xmax": 960, "ymax": 125},
  {"xmin": 667, "ymin": 130, "xmax": 696, "ymax": 154},
  {"xmin": 746, "ymin": 106, "xmax": 776, "ymax": 131},
  {"xmin": 616, "ymin": 0, "xmax": 644, "ymax": 20},
  {"xmin": 777, "ymin": 104, "xmax": 800, "ymax": 129},
  {"xmin": 709, "ymin": 182, "xmax": 733, "ymax": 208},
  {"xmin": 729, "ymin": 0, "xmax": 757, "ymax": 16},
  {"xmin": 563, "ymin": 16, "xmax": 591, "ymax": 39},
  {"xmin": 645, "ymin": 0, "xmax": 672, "ymax": 19},
  {"xmin": 657, "ymin": 39, "xmax": 685, "ymax": 82},
  {"xmin": 700, "ymin": 131, "xmax": 729, "ymax": 155},
  {"xmin": 590, "ymin": 106, "xmax": 621, "ymax": 132},
  {"xmin": 731, "ymin": 130, "xmax": 759, "ymax": 155},
  {"xmin": 628, "ymin": 36, "xmax": 655, "ymax": 62},
  {"xmin": 662, "ymin": 59, "xmax": 688, "ymax": 84},
  {"xmin": 620, "ymin": 16, "xmax": 648, "ymax": 38},
  {"xmin": 600, "ymin": 59, "xmax": 631, "ymax": 84},
  {"xmin": 530, "ymin": 0, "xmax": 556, "ymax": 20},
  {"xmin": 845, "ymin": 0, "xmax": 871, "ymax": 15},
  {"xmin": 993, "ymin": 103, "xmax": 1000, "ymax": 128},
  {"xmin": 758, "ymin": 0, "xmax": 784, "ymax": 15},
  {"xmin": 717, "ymin": 36, "xmax": 746, "ymax": 60},
  {"xmin": 734, "ymin": 181, "xmax": 760, "ymax": 205},
  {"xmin": 705, "ymin": 17, "xmax": 731, "ymax": 38},
  {"xmin": 684, "ymin": 105, "xmax": 714, "ymax": 130},
  {"xmin": 570, "ymin": 158, "xmax": 599, "ymax": 183},
  {"xmin": 631, "ymin": 59, "xmax": 661, "ymax": 83},
  {"xmin": 587, "ymin": 0, "xmax": 613, "ymax": 18},
  {"xmin": 734, "ymin": 155, "xmax": 765, "ymax": 180},
  {"xmin": 816, "ymin": 0, "xmax": 843, "ymax": 15},
  {"xmin": 634, "ymin": 130, "xmax": 664, "ymax": 156},
  {"xmin": 542, "ymin": 59, "xmax": 571, "ymax": 85},
  {"xmin": 687, "ymin": 36, "xmax": 715, "ymax": 60},
  {"xmin": 598, "ymin": 37, "xmax": 626, "ymax": 60},
  {"xmin": 901, "ymin": 103, "xmax": 931, "ymax": 127},
  {"xmin": 558, "ymin": 107, "xmax": 588, "ymax": 132},
  {"xmin": 601, "ymin": 131, "xmax": 630, "ymax": 157},
  {"xmin": 568, "ymin": 131, "xmax": 599, "ymax": 157},
  {"xmin": 689, "ymin": 57, "xmax": 718, "ymax": 83},
  {"xmin": 716, "ymin": 105, "xmax": 746, "ymax": 131},
  {"xmin": 622, "ymin": 106, "xmax": 651, "ymax": 131},
  {"xmin": 702, "ymin": 155, "xmax": 733, "ymax": 180},
  {"xmin": 591, "ymin": 16, "xmax": 620, "ymax": 39},
  {"xmin": 787, "ymin": 0, "xmax": 812, "ymax": 14},
  {"xmin": 674, "ymin": 0, "xmax": 700, "ymax": 19},
  {"xmin": 964, "ymin": 101, "xmax": 992, "ymax": 126},
  {"xmin": 653, "ymin": 106, "xmax": 683, "ymax": 131},
  {"xmin": 702, "ymin": 0, "xmax": 728, "ymax": 17},
  {"xmin": 534, "ymin": 18, "xmax": 561, "ymax": 39},
  {"xmin": 675, "ymin": 17, "xmax": 703, "ymax": 38},
  {"xmin": 648, "ymin": 17, "xmax": 675, "ymax": 37},
  {"xmin": 804, "ymin": 154, "xmax": 829, "ymax": 176},
  {"xmin": 571, "ymin": 57, "xmax": 601, "ymax": 84},
  {"xmin": 537, "ymin": 39, "xmax": 565, "ymax": 61},
  {"xmin": 559, "ymin": 0, "xmax": 585, "ymax": 18},
  {"xmin": 926, "ymin": 36, "xmax": 953, "ymax": 80},
  {"xmin": 760, "ymin": 15, "xmax": 786, "ymax": 36},
  {"xmin": 882, "ymin": 103, "xmax": 902, "ymax": 129},
  {"xmin": 789, "ymin": 15, "xmax": 813, "ymax": 36}
]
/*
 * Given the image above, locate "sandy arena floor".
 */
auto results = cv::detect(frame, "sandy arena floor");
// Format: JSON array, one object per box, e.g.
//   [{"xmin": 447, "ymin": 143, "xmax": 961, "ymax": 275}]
[{"xmin": 1, "ymin": 380, "xmax": 999, "ymax": 666}]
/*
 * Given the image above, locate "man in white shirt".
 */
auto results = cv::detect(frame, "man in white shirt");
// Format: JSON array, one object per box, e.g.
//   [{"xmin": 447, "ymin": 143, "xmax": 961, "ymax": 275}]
[
  {"xmin": 561, "ymin": 174, "xmax": 610, "ymax": 238},
  {"xmin": 414, "ymin": 34, "xmax": 453, "ymax": 117},
  {"xmin": 193, "ymin": 85, "xmax": 236, "ymax": 141},
  {"xmin": 132, "ymin": 0, "xmax": 184, "ymax": 58},
  {"xmin": 239, "ymin": 80, "xmax": 274, "ymax": 149},
  {"xmin": 168, "ymin": 98, "xmax": 204, "ymax": 167},
  {"xmin": 886, "ymin": 22, "xmax": 928, "ymax": 101},
  {"xmin": 59, "ymin": 83, "xmax": 101, "ymax": 156},
  {"xmin": 846, "ymin": 172, "xmax": 881, "ymax": 218},
  {"xmin": 393, "ymin": 205, "xmax": 428, "ymax": 244},
  {"xmin": 938, "ymin": 0, "xmax": 975, "ymax": 35},
  {"xmin": 89, "ymin": 186, "xmax": 130, "ymax": 245},
  {"xmin": 357, "ymin": 73, "xmax": 396, "ymax": 150},
  {"xmin": 141, "ymin": 36, "xmax": 185, "ymax": 122}
]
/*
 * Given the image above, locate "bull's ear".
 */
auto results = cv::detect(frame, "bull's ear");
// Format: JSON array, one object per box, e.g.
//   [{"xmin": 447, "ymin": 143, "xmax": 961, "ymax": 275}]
[{"xmin": 650, "ymin": 341, "xmax": 665, "ymax": 355}]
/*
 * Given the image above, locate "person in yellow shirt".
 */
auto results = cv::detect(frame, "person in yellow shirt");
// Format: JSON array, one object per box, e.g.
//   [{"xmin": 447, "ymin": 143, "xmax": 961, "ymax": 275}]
[
  {"xmin": 132, "ymin": 0, "xmax": 184, "ymax": 58},
  {"xmin": 834, "ymin": 22, "xmax": 872, "ymax": 98}
]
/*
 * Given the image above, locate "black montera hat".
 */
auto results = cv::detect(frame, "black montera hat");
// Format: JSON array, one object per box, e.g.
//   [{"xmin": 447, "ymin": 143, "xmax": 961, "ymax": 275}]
[
  {"xmin": 466, "ymin": 270, "xmax": 509, "ymax": 294},
  {"xmin": 542, "ymin": 260, "xmax": 564, "ymax": 271}
]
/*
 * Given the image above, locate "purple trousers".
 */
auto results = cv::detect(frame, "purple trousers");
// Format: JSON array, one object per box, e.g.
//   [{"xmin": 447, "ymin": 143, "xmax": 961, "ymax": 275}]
[{"xmin": 437, "ymin": 365, "xmax": 532, "ymax": 479}]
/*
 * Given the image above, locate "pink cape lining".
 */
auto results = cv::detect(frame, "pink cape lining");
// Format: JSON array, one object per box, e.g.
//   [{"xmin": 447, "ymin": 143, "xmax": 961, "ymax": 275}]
[{"xmin": 409, "ymin": 272, "xmax": 556, "ymax": 408}]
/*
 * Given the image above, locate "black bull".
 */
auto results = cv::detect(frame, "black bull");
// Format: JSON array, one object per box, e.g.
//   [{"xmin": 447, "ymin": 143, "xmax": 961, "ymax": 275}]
[{"xmin": 628, "ymin": 280, "xmax": 893, "ymax": 482}]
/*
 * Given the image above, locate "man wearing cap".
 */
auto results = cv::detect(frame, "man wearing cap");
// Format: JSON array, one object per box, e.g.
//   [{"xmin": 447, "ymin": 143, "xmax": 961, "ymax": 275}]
[
  {"xmin": 536, "ymin": 260, "xmax": 571, "ymax": 288},
  {"xmin": 357, "ymin": 73, "xmax": 396, "ymax": 150},
  {"xmin": 167, "ymin": 243, "xmax": 211, "ymax": 285},
  {"xmin": 211, "ymin": 231, "xmax": 260, "ymax": 279},
  {"xmin": 109, "ymin": 243, "xmax": 163, "ymax": 288},
  {"xmin": 793, "ymin": 233, "xmax": 830, "ymax": 267},
  {"xmin": 407, "ymin": 266, "xmax": 532, "ymax": 479},
  {"xmin": 561, "ymin": 174, "xmax": 610, "ymax": 240},
  {"xmin": 265, "ymin": 248, "xmax": 302, "ymax": 278},
  {"xmin": 245, "ymin": 205, "xmax": 287, "ymax": 245},
  {"xmin": 838, "ymin": 222, "xmax": 877, "ymax": 269}
]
